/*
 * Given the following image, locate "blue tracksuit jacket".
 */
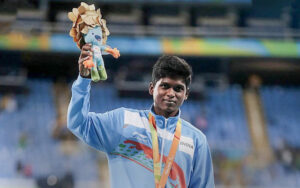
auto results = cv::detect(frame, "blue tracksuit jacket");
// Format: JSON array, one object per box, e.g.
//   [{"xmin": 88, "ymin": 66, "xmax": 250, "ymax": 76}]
[{"xmin": 67, "ymin": 75, "xmax": 215, "ymax": 188}]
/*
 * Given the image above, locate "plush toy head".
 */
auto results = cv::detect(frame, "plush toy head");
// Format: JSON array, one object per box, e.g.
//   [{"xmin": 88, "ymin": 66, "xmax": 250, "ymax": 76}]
[
  {"xmin": 83, "ymin": 26, "xmax": 103, "ymax": 46},
  {"xmin": 68, "ymin": 2, "xmax": 110, "ymax": 48}
]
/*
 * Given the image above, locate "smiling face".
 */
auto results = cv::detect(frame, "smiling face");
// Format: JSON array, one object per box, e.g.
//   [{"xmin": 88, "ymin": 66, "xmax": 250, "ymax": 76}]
[{"xmin": 149, "ymin": 77, "xmax": 189, "ymax": 118}]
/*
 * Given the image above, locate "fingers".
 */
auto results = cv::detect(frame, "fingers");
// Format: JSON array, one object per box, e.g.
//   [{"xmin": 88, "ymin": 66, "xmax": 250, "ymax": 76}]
[
  {"xmin": 78, "ymin": 43, "xmax": 93, "ymax": 78},
  {"xmin": 81, "ymin": 43, "xmax": 93, "ymax": 52},
  {"xmin": 80, "ymin": 56, "xmax": 90, "ymax": 63},
  {"xmin": 80, "ymin": 44, "xmax": 93, "ymax": 58},
  {"xmin": 114, "ymin": 49, "xmax": 120, "ymax": 58},
  {"xmin": 78, "ymin": 56, "xmax": 91, "ymax": 78},
  {"xmin": 79, "ymin": 44, "xmax": 92, "ymax": 64},
  {"xmin": 81, "ymin": 50, "xmax": 93, "ymax": 58},
  {"xmin": 114, "ymin": 53, "xmax": 120, "ymax": 58}
]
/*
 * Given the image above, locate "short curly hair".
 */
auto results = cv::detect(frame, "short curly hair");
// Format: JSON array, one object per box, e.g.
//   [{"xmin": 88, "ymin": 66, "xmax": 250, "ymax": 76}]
[{"xmin": 152, "ymin": 55, "xmax": 192, "ymax": 88}]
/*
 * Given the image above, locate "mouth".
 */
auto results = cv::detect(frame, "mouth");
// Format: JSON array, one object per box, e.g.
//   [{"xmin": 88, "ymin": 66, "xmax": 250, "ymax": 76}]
[{"xmin": 163, "ymin": 99, "xmax": 176, "ymax": 105}]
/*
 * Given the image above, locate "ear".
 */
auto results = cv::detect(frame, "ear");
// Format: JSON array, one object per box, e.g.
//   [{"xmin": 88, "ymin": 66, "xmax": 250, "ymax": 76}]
[
  {"xmin": 149, "ymin": 82, "xmax": 154, "ymax": 96},
  {"xmin": 185, "ymin": 88, "xmax": 190, "ymax": 100}
]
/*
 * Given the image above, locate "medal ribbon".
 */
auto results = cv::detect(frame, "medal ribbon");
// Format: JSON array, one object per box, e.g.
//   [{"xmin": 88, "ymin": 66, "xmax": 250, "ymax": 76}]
[{"xmin": 148, "ymin": 113, "xmax": 182, "ymax": 188}]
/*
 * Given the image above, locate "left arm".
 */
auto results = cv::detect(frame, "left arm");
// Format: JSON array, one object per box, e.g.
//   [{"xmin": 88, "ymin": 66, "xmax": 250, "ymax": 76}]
[
  {"xmin": 100, "ymin": 45, "xmax": 120, "ymax": 58},
  {"xmin": 189, "ymin": 137, "xmax": 215, "ymax": 188}
]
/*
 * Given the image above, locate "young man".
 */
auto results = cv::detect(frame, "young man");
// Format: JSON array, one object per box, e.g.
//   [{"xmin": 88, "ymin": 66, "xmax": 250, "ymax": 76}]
[{"xmin": 67, "ymin": 44, "xmax": 215, "ymax": 188}]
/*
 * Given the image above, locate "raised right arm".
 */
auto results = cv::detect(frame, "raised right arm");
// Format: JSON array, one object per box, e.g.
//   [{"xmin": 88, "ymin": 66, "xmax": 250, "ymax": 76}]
[{"xmin": 67, "ymin": 44, "xmax": 124, "ymax": 153}]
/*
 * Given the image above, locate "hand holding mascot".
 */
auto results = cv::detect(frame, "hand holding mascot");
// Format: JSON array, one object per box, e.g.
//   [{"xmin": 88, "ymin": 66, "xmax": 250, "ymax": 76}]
[{"xmin": 68, "ymin": 2, "xmax": 120, "ymax": 82}]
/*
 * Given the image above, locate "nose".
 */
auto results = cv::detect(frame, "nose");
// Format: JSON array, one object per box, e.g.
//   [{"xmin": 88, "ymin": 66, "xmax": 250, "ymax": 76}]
[
  {"xmin": 166, "ymin": 88, "xmax": 175, "ymax": 98},
  {"xmin": 95, "ymin": 35, "xmax": 101, "ymax": 41}
]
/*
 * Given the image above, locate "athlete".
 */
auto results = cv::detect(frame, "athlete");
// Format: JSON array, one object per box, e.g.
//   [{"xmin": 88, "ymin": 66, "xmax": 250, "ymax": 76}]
[{"xmin": 67, "ymin": 43, "xmax": 215, "ymax": 188}]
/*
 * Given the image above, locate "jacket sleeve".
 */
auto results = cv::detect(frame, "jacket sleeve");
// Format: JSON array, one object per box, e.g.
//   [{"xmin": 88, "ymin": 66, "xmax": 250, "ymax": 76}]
[
  {"xmin": 189, "ymin": 137, "xmax": 215, "ymax": 188},
  {"xmin": 67, "ymin": 75, "xmax": 124, "ymax": 153}
]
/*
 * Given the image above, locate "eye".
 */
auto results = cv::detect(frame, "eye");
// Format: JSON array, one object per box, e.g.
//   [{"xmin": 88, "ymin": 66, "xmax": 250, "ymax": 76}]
[
  {"xmin": 174, "ymin": 86, "xmax": 184, "ymax": 92},
  {"xmin": 92, "ymin": 33, "xmax": 94, "ymax": 35},
  {"xmin": 160, "ymin": 83, "xmax": 169, "ymax": 89}
]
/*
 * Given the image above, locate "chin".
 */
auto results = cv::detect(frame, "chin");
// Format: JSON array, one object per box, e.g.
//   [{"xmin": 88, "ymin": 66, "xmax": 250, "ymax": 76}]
[{"xmin": 165, "ymin": 107, "xmax": 178, "ymax": 114}]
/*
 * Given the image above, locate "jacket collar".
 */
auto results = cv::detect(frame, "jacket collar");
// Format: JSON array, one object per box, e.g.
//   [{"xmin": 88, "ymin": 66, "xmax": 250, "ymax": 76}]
[{"xmin": 149, "ymin": 104, "xmax": 181, "ymax": 129}]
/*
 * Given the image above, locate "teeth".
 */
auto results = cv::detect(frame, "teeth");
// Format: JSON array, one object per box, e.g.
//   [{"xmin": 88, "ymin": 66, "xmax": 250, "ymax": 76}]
[{"xmin": 166, "ymin": 101, "xmax": 175, "ymax": 103}]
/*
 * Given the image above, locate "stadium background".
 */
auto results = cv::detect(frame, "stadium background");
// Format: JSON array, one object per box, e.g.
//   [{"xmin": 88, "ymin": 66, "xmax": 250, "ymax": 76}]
[{"xmin": 1, "ymin": 0, "xmax": 300, "ymax": 187}]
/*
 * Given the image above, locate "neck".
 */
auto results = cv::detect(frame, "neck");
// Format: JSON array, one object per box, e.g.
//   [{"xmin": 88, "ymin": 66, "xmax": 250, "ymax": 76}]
[{"xmin": 153, "ymin": 106, "xmax": 178, "ymax": 119}]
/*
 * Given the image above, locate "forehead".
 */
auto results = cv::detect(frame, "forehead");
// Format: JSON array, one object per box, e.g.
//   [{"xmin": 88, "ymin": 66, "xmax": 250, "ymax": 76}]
[{"xmin": 156, "ymin": 77, "xmax": 186, "ymax": 87}]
